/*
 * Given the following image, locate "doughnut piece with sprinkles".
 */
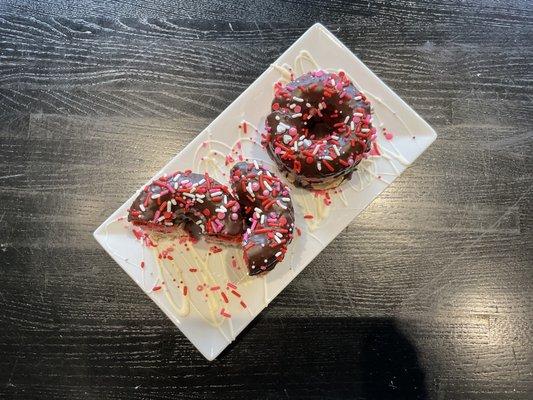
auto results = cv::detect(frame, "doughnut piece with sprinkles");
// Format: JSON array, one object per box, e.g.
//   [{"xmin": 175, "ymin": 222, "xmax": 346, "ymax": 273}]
[
  {"xmin": 230, "ymin": 161, "xmax": 295, "ymax": 275},
  {"xmin": 128, "ymin": 171, "xmax": 244, "ymax": 242}
]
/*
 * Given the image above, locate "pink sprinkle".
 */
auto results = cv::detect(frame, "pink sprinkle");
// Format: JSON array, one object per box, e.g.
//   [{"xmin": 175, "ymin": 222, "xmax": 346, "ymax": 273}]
[
  {"xmin": 231, "ymin": 204, "xmax": 240, "ymax": 212},
  {"xmin": 231, "ymin": 212, "xmax": 239, "ymax": 221},
  {"xmin": 293, "ymin": 105, "xmax": 301, "ymax": 113},
  {"xmin": 385, "ymin": 132, "xmax": 394, "ymax": 140},
  {"xmin": 275, "ymin": 147, "xmax": 282, "ymax": 154},
  {"xmin": 315, "ymin": 70, "xmax": 324, "ymax": 77},
  {"xmin": 289, "ymin": 127, "xmax": 297, "ymax": 135},
  {"xmin": 262, "ymin": 189, "xmax": 269, "ymax": 196},
  {"xmin": 251, "ymin": 182, "xmax": 260, "ymax": 191},
  {"xmin": 217, "ymin": 212, "xmax": 225, "ymax": 219}
]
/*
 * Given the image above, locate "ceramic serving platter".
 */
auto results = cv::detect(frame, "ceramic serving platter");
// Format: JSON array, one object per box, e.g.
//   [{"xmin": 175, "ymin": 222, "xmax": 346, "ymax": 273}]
[{"xmin": 93, "ymin": 23, "xmax": 437, "ymax": 360}]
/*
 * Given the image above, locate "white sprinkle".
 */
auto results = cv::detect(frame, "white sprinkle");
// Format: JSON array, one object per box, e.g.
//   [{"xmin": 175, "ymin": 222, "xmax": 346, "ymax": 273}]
[
  {"xmin": 219, "ymin": 205, "xmax": 227, "ymax": 212},
  {"xmin": 196, "ymin": 198, "xmax": 204, "ymax": 204},
  {"xmin": 312, "ymin": 145, "xmax": 320, "ymax": 155},
  {"xmin": 283, "ymin": 134, "xmax": 292, "ymax": 144},
  {"xmin": 183, "ymin": 192, "xmax": 195, "ymax": 199},
  {"xmin": 344, "ymin": 116, "xmax": 350, "ymax": 124},
  {"xmin": 266, "ymin": 171, "xmax": 272, "ymax": 177},
  {"xmin": 171, "ymin": 198, "xmax": 177, "ymax": 205},
  {"xmin": 323, "ymin": 155, "xmax": 333, "ymax": 161},
  {"xmin": 260, "ymin": 214, "xmax": 266, "ymax": 225},
  {"xmin": 172, "ymin": 174, "xmax": 181, "ymax": 181},
  {"xmin": 293, "ymin": 141, "xmax": 298, "ymax": 151},
  {"xmin": 189, "ymin": 186, "xmax": 196, "ymax": 194},
  {"xmin": 354, "ymin": 96, "xmax": 362, "ymax": 100},
  {"xmin": 350, "ymin": 121, "xmax": 355, "ymax": 131},
  {"xmin": 306, "ymin": 102, "xmax": 312, "ymax": 108},
  {"xmin": 291, "ymin": 113, "xmax": 302, "ymax": 118},
  {"xmin": 277, "ymin": 200, "xmax": 287, "ymax": 210},
  {"xmin": 361, "ymin": 128, "xmax": 370, "ymax": 132},
  {"xmin": 166, "ymin": 201, "xmax": 172, "ymax": 212},
  {"xmin": 246, "ymin": 182, "xmax": 255, "ymax": 197},
  {"xmin": 164, "ymin": 222, "xmax": 173, "ymax": 226},
  {"xmin": 274, "ymin": 235, "xmax": 282, "ymax": 244},
  {"xmin": 223, "ymin": 194, "xmax": 228, "ymax": 204},
  {"xmin": 196, "ymin": 194, "xmax": 205, "ymax": 199},
  {"xmin": 354, "ymin": 112, "xmax": 364, "ymax": 117},
  {"xmin": 330, "ymin": 79, "xmax": 335, "ymax": 86},
  {"xmin": 195, "ymin": 220, "xmax": 203, "ymax": 225},
  {"xmin": 333, "ymin": 144, "xmax": 340, "ymax": 156},
  {"xmin": 289, "ymin": 103, "xmax": 296, "ymax": 109},
  {"xmin": 157, "ymin": 216, "xmax": 165, "ymax": 222},
  {"xmin": 331, "ymin": 135, "xmax": 339, "ymax": 140},
  {"xmin": 181, "ymin": 179, "xmax": 190, "ymax": 184},
  {"xmin": 303, "ymin": 139, "xmax": 312, "ymax": 147},
  {"xmin": 293, "ymin": 96, "xmax": 304, "ymax": 102},
  {"xmin": 317, "ymin": 161, "xmax": 322, "ymax": 171},
  {"xmin": 275, "ymin": 232, "xmax": 283, "ymax": 238},
  {"xmin": 275, "ymin": 115, "xmax": 280, "ymax": 121},
  {"xmin": 299, "ymin": 135, "xmax": 305, "ymax": 140},
  {"xmin": 264, "ymin": 181, "xmax": 273, "ymax": 191},
  {"xmin": 276, "ymin": 122, "xmax": 290, "ymax": 133},
  {"xmin": 307, "ymin": 114, "xmax": 313, "ymax": 120},
  {"xmin": 281, "ymin": 197, "xmax": 291, "ymax": 202},
  {"xmin": 151, "ymin": 193, "xmax": 160, "ymax": 199},
  {"xmin": 139, "ymin": 204, "xmax": 146, "ymax": 212},
  {"xmin": 318, "ymin": 102, "xmax": 323, "ymax": 110},
  {"xmin": 254, "ymin": 207, "xmax": 262, "ymax": 214},
  {"xmin": 275, "ymin": 251, "xmax": 282, "ymax": 257},
  {"xmin": 253, "ymin": 160, "xmax": 260, "ymax": 170},
  {"xmin": 198, "ymin": 178, "xmax": 206, "ymax": 185},
  {"xmin": 210, "ymin": 191, "xmax": 222, "ymax": 197}
]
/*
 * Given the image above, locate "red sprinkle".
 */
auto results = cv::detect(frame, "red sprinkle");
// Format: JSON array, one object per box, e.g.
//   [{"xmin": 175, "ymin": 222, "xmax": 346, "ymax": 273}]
[
  {"xmin": 189, "ymin": 268, "xmax": 197, "ymax": 272},
  {"xmin": 209, "ymin": 245, "xmax": 223, "ymax": 254},
  {"xmin": 240, "ymin": 301, "xmax": 247, "ymax": 309},
  {"xmin": 140, "ymin": 261, "xmax": 145, "ymax": 268},
  {"xmin": 183, "ymin": 286, "xmax": 188, "ymax": 296},
  {"xmin": 221, "ymin": 292, "xmax": 229, "ymax": 303},
  {"xmin": 210, "ymin": 286, "xmax": 221, "ymax": 291},
  {"xmin": 304, "ymin": 214, "xmax": 314, "ymax": 219},
  {"xmin": 227, "ymin": 282, "xmax": 237, "ymax": 290},
  {"xmin": 231, "ymin": 290, "xmax": 241, "ymax": 298},
  {"xmin": 152, "ymin": 285, "xmax": 162, "ymax": 292},
  {"xmin": 220, "ymin": 308, "xmax": 231, "ymax": 318}
]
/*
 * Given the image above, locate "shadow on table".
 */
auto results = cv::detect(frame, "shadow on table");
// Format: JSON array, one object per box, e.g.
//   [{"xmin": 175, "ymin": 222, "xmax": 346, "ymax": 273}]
[{"xmin": 220, "ymin": 315, "xmax": 428, "ymax": 400}]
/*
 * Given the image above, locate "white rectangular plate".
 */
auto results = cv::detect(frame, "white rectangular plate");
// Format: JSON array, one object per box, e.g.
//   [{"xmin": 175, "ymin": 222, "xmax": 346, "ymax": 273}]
[{"xmin": 94, "ymin": 23, "xmax": 437, "ymax": 360}]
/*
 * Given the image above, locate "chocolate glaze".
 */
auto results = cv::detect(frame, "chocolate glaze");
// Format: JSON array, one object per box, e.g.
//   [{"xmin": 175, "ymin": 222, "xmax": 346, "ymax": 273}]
[
  {"xmin": 230, "ymin": 161, "xmax": 295, "ymax": 275},
  {"xmin": 128, "ymin": 171, "xmax": 244, "ymax": 242},
  {"xmin": 263, "ymin": 70, "xmax": 374, "ymax": 189}
]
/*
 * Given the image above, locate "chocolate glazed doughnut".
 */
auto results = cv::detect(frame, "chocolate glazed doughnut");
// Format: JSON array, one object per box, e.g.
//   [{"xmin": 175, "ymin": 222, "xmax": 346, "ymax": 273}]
[
  {"xmin": 128, "ymin": 170, "xmax": 244, "ymax": 242},
  {"xmin": 230, "ymin": 161, "xmax": 295, "ymax": 275},
  {"xmin": 263, "ymin": 70, "xmax": 375, "ymax": 189}
]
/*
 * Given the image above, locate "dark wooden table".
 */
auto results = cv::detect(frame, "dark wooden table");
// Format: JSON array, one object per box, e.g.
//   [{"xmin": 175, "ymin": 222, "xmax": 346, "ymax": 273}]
[{"xmin": 0, "ymin": 1, "xmax": 531, "ymax": 399}]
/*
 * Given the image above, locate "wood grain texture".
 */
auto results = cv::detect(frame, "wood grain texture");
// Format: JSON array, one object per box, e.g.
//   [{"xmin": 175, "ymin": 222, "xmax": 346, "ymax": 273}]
[{"xmin": 0, "ymin": 1, "xmax": 531, "ymax": 399}]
